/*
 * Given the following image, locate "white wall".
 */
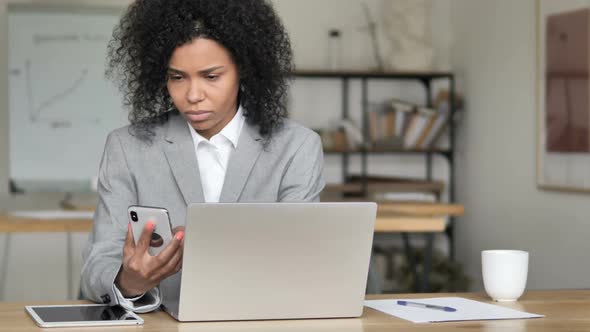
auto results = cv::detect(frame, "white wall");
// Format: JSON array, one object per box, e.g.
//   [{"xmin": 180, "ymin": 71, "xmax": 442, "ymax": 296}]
[
  {"xmin": 273, "ymin": 0, "xmax": 452, "ymax": 71},
  {"xmin": 452, "ymin": 0, "xmax": 590, "ymax": 290}
]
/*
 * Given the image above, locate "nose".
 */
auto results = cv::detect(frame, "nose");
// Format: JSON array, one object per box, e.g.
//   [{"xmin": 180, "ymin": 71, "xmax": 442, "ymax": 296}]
[{"xmin": 187, "ymin": 79, "xmax": 205, "ymax": 103}]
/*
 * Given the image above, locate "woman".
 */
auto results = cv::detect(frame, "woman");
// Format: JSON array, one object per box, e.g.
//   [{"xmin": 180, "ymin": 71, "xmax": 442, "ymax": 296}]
[{"xmin": 80, "ymin": 0, "xmax": 325, "ymax": 313}]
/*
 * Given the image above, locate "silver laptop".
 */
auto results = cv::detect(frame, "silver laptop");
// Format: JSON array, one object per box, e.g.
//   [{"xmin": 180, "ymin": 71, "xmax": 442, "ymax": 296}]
[{"xmin": 163, "ymin": 202, "xmax": 376, "ymax": 321}]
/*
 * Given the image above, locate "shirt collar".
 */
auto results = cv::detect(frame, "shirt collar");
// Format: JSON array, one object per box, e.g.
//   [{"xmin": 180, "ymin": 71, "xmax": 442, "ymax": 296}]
[{"xmin": 187, "ymin": 105, "xmax": 245, "ymax": 148}]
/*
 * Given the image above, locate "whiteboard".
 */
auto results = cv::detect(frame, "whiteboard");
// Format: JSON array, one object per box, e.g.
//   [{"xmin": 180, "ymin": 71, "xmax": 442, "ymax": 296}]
[{"xmin": 8, "ymin": 5, "xmax": 128, "ymax": 191}]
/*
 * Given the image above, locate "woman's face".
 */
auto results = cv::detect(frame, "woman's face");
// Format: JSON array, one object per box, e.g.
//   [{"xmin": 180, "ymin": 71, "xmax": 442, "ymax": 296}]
[{"xmin": 167, "ymin": 38, "xmax": 240, "ymax": 139}]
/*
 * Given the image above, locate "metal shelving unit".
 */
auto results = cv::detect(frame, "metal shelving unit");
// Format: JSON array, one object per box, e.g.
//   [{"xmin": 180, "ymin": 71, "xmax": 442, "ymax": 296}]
[{"xmin": 292, "ymin": 70, "xmax": 459, "ymax": 291}]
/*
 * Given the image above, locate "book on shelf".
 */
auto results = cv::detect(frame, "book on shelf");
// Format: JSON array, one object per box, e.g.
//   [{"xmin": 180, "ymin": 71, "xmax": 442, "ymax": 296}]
[
  {"xmin": 418, "ymin": 89, "xmax": 465, "ymax": 149},
  {"xmin": 315, "ymin": 120, "xmax": 363, "ymax": 151},
  {"xmin": 366, "ymin": 101, "xmax": 408, "ymax": 149},
  {"xmin": 391, "ymin": 99, "xmax": 415, "ymax": 138},
  {"xmin": 364, "ymin": 90, "xmax": 462, "ymax": 150},
  {"xmin": 403, "ymin": 105, "xmax": 437, "ymax": 149},
  {"xmin": 418, "ymin": 102, "xmax": 450, "ymax": 149},
  {"xmin": 317, "ymin": 89, "xmax": 462, "ymax": 152},
  {"xmin": 339, "ymin": 118, "xmax": 364, "ymax": 149}
]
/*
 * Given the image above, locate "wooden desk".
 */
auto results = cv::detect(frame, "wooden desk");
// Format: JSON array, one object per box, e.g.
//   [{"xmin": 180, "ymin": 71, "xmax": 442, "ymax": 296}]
[{"xmin": 1, "ymin": 290, "xmax": 588, "ymax": 331}]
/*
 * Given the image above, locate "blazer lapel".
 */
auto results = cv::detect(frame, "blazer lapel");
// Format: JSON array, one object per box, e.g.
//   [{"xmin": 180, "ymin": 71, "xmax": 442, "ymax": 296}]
[
  {"xmin": 162, "ymin": 112, "xmax": 205, "ymax": 205},
  {"xmin": 219, "ymin": 122, "xmax": 263, "ymax": 203}
]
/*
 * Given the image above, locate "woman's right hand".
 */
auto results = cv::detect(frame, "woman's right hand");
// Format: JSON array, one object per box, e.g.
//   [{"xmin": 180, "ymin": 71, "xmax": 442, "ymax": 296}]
[{"xmin": 115, "ymin": 221, "xmax": 184, "ymax": 297}]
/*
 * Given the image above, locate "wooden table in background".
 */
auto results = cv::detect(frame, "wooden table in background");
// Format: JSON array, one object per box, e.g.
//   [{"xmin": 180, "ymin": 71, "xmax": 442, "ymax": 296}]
[
  {"xmin": 0, "ymin": 213, "xmax": 92, "ymax": 233},
  {"xmin": 1, "ymin": 290, "xmax": 588, "ymax": 331},
  {"xmin": 0, "ymin": 213, "xmax": 93, "ymax": 301},
  {"xmin": 0, "ymin": 202, "xmax": 464, "ymax": 233},
  {"xmin": 374, "ymin": 202, "xmax": 464, "ymax": 232}
]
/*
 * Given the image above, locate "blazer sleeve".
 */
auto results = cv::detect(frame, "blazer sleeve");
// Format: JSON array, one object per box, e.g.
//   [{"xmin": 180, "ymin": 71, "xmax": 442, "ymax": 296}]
[
  {"xmin": 278, "ymin": 131, "xmax": 326, "ymax": 202},
  {"xmin": 80, "ymin": 131, "xmax": 137, "ymax": 306}
]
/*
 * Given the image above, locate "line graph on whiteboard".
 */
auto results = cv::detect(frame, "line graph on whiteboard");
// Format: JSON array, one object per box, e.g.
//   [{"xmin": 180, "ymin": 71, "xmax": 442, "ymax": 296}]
[{"xmin": 10, "ymin": 59, "xmax": 101, "ymax": 128}]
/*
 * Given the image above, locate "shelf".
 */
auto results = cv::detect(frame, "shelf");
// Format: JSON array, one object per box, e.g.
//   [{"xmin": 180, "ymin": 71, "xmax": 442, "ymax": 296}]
[
  {"xmin": 324, "ymin": 181, "xmax": 444, "ymax": 195},
  {"xmin": 377, "ymin": 202, "xmax": 464, "ymax": 217},
  {"xmin": 374, "ymin": 215, "xmax": 446, "ymax": 233},
  {"xmin": 294, "ymin": 67, "xmax": 459, "ymax": 260},
  {"xmin": 324, "ymin": 148, "xmax": 451, "ymax": 156},
  {"xmin": 292, "ymin": 69, "xmax": 453, "ymax": 80}
]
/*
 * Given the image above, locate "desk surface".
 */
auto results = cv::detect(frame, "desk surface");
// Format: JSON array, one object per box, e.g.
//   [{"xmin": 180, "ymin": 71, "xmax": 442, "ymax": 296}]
[
  {"xmin": 1, "ymin": 290, "xmax": 588, "ymax": 331},
  {"xmin": 0, "ymin": 203, "xmax": 463, "ymax": 233}
]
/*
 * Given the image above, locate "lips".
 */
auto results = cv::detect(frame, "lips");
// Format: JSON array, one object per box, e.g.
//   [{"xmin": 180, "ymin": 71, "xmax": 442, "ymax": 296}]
[{"xmin": 185, "ymin": 110, "xmax": 213, "ymax": 122}]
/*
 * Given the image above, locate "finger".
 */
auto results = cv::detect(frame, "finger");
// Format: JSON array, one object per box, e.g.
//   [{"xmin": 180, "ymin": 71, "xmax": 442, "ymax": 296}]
[
  {"xmin": 136, "ymin": 220, "xmax": 155, "ymax": 253},
  {"xmin": 163, "ymin": 247, "xmax": 184, "ymax": 277},
  {"xmin": 173, "ymin": 259, "xmax": 183, "ymax": 273},
  {"xmin": 169, "ymin": 243, "xmax": 183, "ymax": 268},
  {"xmin": 156, "ymin": 231, "xmax": 183, "ymax": 264},
  {"xmin": 123, "ymin": 223, "xmax": 135, "ymax": 257},
  {"xmin": 160, "ymin": 247, "xmax": 183, "ymax": 279},
  {"xmin": 172, "ymin": 226, "xmax": 185, "ymax": 235}
]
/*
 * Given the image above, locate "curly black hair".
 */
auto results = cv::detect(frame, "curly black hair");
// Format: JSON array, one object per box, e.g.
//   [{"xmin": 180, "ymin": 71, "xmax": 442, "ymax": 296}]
[{"xmin": 106, "ymin": 0, "xmax": 293, "ymax": 142}]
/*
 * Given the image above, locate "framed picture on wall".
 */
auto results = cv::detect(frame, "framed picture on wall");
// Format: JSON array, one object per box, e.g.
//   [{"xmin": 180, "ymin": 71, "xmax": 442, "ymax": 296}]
[{"xmin": 536, "ymin": 0, "xmax": 590, "ymax": 192}]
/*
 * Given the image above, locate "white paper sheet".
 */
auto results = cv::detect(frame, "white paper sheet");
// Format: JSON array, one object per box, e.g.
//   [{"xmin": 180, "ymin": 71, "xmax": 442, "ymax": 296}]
[
  {"xmin": 9, "ymin": 210, "xmax": 94, "ymax": 220},
  {"xmin": 364, "ymin": 297, "xmax": 544, "ymax": 323}
]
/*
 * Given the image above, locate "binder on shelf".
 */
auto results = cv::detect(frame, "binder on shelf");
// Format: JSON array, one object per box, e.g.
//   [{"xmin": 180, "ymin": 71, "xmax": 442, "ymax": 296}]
[
  {"xmin": 339, "ymin": 118, "xmax": 364, "ymax": 149},
  {"xmin": 419, "ymin": 103, "xmax": 451, "ymax": 149},
  {"xmin": 366, "ymin": 109, "xmax": 404, "ymax": 149},
  {"xmin": 332, "ymin": 129, "xmax": 348, "ymax": 150},
  {"xmin": 417, "ymin": 89, "xmax": 464, "ymax": 149},
  {"xmin": 384, "ymin": 110, "xmax": 396, "ymax": 138},
  {"xmin": 415, "ymin": 111, "xmax": 439, "ymax": 147},
  {"xmin": 367, "ymin": 110, "xmax": 381, "ymax": 144},
  {"xmin": 314, "ymin": 118, "xmax": 364, "ymax": 152},
  {"xmin": 391, "ymin": 99, "xmax": 416, "ymax": 138},
  {"xmin": 315, "ymin": 128, "xmax": 349, "ymax": 151},
  {"xmin": 403, "ymin": 106, "xmax": 437, "ymax": 149}
]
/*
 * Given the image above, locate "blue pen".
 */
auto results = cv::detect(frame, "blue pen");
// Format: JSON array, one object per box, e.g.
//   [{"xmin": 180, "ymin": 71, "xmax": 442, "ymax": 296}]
[{"xmin": 397, "ymin": 300, "xmax": 457, "ymax": 312}]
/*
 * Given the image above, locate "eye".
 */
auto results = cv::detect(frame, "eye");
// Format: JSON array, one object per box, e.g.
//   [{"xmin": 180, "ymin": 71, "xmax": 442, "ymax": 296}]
[
  {"xmin": 206, "ymin": 74, "xmax": 219, "ymax": 81},
  {"xmin": 167, "ymin": 74, "xmax": 184, "ymax": 82}
]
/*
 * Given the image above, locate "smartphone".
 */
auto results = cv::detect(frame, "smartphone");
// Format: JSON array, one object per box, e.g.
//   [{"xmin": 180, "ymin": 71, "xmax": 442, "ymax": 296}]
[{"xmin": 127, "ymin": 205, "xmax": 173, "ymax": 256}]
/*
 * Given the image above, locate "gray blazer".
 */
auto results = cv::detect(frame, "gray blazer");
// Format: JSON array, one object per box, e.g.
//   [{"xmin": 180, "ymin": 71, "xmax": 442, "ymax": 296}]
[{"xmin": 80, "ymin": 111, "xmax": 325, "ymax": 306}]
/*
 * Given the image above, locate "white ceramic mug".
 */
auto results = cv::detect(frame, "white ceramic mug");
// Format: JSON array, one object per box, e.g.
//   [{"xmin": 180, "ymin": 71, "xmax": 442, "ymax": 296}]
[{"xmin": 481, "ymin": 250, "xmax": 529, "ymax": 302}]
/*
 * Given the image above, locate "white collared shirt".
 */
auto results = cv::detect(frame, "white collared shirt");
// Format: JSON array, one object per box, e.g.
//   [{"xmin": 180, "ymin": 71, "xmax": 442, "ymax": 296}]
[
  {"xmin": 187, "ymin": 105, "xmax": 245, "ymax": 202},
  {"xmin": 114, "ymin": 105, "xmax": 245, "ymax": 312}
]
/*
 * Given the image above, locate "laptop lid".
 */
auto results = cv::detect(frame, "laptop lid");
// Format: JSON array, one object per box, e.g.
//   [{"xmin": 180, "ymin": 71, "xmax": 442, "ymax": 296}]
[{"xmin": 173, "ymin": 202, "xmax": 376, "ymax": 322}]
